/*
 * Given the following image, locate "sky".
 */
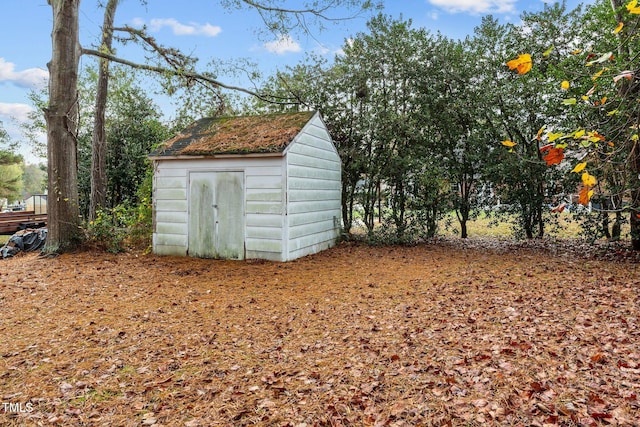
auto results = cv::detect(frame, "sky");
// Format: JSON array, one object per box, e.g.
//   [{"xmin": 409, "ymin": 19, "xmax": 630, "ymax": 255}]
[{"xmin": 0, "ymin": 0, "xmax": 595, "ymax": 163}]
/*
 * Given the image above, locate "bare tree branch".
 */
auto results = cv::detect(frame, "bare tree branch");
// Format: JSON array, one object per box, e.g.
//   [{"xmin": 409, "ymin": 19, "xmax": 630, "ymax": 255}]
[
  {"xmin": 82, "ymin": 48, "xmax": 297, "ymax": 105},
  {"xmin": 240, "ymin": 0, "xmax": 373, "ymax": 22},
  {"xmin": 114, "ymin": 25, "xmax": 196, "ymax": 70},
  {"xmin": 232, "ymin": 0, "xmax": 380, "ymax": 38}
]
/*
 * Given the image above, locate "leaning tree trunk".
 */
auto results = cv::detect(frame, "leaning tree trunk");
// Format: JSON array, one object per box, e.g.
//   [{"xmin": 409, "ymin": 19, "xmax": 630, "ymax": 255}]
[
  {"xmin": 44, "ymin": 0, "xmax": 82, "ymax": 252},
  {"xmin": 89, "ymin": 0, "xmax": 119, "ymax": 221}
]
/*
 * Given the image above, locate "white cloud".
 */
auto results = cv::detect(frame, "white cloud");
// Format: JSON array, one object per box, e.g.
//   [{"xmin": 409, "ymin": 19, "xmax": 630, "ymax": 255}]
[
  {"xmin": 140, "ymin": 18, "xmax": 222, "ymax": 37},
  {"xmin": 131, "ymin": 17, "xmax": 145, "ymax": 27},
  {"xmin": 314, "ymin": 44, "xmax": 331, "ymax": 56},
  {"xmin": 264, "ymin": 35, "xmax": 302, "ymax": 55},
  {"xmin": 0, "ymin": 103, "xmax": 34, "ymax": 122},
  {"xmin": 199, "ymin": 23, "xmax": 223, "ymax": 37},
  {"xmin": 0, "ymin": 58, "xmax": 48, "ymax": 89},
  {"xmin": 427, "ymin": 0, "xmax": 517, "ymax": 14},
  {"xmin": 0, "ymin": 105, "xmax": 45, "ymax": 163}
]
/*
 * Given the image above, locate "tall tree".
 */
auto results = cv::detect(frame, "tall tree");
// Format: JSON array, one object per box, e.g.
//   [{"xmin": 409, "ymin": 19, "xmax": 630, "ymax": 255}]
[
  {"xmin": 89, "ymin": 0, "xmax": 118, "ymax": 221},
  {"xmin": 0, "ymin": 122, "xmax": 27, "ymax": 207},
  {"xmin": 426, "ymin": 36, "xmax": 495, "ymax": 238},
  {"xmin": 512, "ymin": 0, "xmax": 640, "ymax": 248},
  {"xmin": 0, "ymin": 137, "xmax": 24, "ymax": 207},
  {"xmin": 45, "ymin": 0, "xmax": 82, "ymax": 252},
  {"xmin": 75, "ymin": 66, "xmax": 171, "ymax": 217},
  {"xmin": 480, "ymin": 3, "xmax": 584, "ymax": 239},
  {"xmin": 577, "ymin": 0, "xmax": 640, "ymax": 247}
]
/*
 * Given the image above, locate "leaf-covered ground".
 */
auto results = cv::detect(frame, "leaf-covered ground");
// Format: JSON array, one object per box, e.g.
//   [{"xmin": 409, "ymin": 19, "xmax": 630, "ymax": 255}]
[{"xmin": 1, "ymin": 239, "xmax": 639, "ymax": 426}]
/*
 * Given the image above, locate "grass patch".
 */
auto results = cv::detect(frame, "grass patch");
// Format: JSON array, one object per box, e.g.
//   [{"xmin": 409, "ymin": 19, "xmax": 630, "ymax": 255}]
[{"xmin": 440, "ymin": 211, "xmax": 631, "ymax": 240}]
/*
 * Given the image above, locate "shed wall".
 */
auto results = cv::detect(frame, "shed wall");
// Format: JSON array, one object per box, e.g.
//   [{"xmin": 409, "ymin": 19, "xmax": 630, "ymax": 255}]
[
  {"xmin": 285, "ymin": 115, "xmax": 342, "ymax": 261},
  {"xmin": 153, "ymin": 157, "xmax": 286, "ymax": 259}
]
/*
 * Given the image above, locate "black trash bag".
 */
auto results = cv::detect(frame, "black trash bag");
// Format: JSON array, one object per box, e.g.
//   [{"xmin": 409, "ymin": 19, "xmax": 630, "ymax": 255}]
[{"xmin": 1, "ymin": 228, "xmax": 47, "ymax": 259}]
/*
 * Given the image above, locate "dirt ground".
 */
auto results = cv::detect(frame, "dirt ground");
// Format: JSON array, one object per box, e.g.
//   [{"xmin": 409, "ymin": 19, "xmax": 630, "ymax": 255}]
[{"xmin": 1, "ymin": 239, "xmax": 639, "ymax": 426}]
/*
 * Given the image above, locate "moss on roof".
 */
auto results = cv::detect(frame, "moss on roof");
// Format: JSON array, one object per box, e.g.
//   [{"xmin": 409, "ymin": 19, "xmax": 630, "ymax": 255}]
[{"xmin": 152, "ymin": 111, "xmax": 315, "ymax": 157}]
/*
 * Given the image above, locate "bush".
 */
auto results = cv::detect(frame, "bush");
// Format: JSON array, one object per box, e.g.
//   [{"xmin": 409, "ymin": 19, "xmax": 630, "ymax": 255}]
[
  {"xmin": 84, "ymin": 167, "xmax": 154, "ymax": 253},
  {"xmin": 85, "ymin": 206, "xmax": 131, "ymax": 253}
]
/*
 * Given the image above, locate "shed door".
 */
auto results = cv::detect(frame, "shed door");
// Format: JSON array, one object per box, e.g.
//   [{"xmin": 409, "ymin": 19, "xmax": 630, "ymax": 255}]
[{"xmin": 188, "ymin": 171, "xmax": 245, "ymax": 259}]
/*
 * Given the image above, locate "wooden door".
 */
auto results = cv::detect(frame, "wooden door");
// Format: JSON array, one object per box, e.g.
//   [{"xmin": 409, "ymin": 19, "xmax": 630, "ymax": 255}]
[{"xmin": 188, "ymin": 171, "xmax": 244, "ymax": 259}]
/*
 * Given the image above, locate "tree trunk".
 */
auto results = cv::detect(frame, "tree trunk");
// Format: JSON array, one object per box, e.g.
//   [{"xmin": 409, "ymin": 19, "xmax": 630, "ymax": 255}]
[
  {"xmin": 457, "ymin": 201, "xmax": 469, "ymax": 239},
  {"xmin": 609, "ymin": 0, "xmax": 640, "ymax": 249},
  {"xmin": 601, "ymin": 210, "xmax": 612, "ymax": 239},
  {"xmin": 89, "ymin": 0, "xmax": 119, "ymax": 221},
  {"xmin": 44, "ymin": 0, "xmax": 82, "ymax": 253},
  {"xmin": 631, "ymin": 143, "xmax": 640, "ymax": 250},
  {"xmin": 460, "ymin": 219, "xmax": 468, "ymax": 239}
]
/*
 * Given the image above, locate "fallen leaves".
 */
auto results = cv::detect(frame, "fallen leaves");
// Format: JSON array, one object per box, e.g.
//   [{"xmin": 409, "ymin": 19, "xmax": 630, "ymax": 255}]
[{"xmin": 0, "ymin": 242, "xmax": 639, "ymax": 425}]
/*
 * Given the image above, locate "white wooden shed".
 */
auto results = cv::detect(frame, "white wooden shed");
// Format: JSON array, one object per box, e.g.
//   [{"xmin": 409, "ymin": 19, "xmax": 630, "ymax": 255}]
[{"xmin": 149, "ymin": 111, "xmax": 342, "ymax": 261}]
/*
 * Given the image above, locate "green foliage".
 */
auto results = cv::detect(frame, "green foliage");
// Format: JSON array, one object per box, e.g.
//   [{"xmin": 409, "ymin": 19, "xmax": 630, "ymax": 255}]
[
  {"xmin": 252, "ymin": 6, "xmax": 608, "ymax": 244},
  {"xmin": 127, "ymin": 167, "xmax": 154, "ymax": 249},
  {"xmin": 64, "ymin": 64, "xmax": 166, "ymax": 251},
  {"xmin": 405, "ymin": 171, "xmax": 452, "ymax": 239},
  {"xmin": 21, "ymin": 163, "xmax": 47, "ymax": 196},
  {"xmin": 0, "ymin": 138, "xmax": 24, "ymax": 204},
  {"xmin": 84, "ymin": 176, "xmax": 154, "ymax": 252},
  {"xmin": 474, "ymin": 4, "xmax": 588, "ymax": 239},
  {"xmin": 20, "ymin": 88, "xmax": 48, "ymax": 159},
  {"xmin": 85, "ymin": 206, "xmax": 131, "ymax": 253},
  {"xmin": 498, "ymin": 0, "xmax": 640, "ymax": 247},
  {"xmin": 0, "ymin": 162, "xmax": 23, "ymax": 205},
  {"xmin": 74, "ymin": 65, "xmax": 171, "ymax": 218}
]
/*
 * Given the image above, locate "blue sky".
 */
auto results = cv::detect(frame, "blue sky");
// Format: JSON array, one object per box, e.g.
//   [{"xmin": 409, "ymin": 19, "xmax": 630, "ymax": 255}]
[{"xmin": 0, "ymin": 0, "xmax": 594, "ymax": 163}]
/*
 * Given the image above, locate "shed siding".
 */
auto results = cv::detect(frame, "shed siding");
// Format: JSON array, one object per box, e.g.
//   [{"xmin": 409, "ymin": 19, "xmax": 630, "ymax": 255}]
[
  {"xmin": 285, "ymin": 115, "xmax": 341, "ymax": 261},
  {"xmin": 152, "ymin": 112, "xmax": 341, "ymax": 262},
  {"xmin": 153, "ymin": 157, "xmax": 285, "ymax": 259}
]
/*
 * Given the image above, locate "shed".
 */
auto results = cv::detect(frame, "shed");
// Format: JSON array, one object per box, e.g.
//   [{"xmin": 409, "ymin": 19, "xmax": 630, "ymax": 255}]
[
  {"xmin": 149, "ymin": 111, "xmax": 342, "ymax": 261},
  {"xmin": 25, "ymin": 194, "xmax": 48, "ymax": 214}
]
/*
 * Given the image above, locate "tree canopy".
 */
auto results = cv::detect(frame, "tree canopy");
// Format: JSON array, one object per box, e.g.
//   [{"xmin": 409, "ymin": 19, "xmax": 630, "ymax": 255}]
[
  {"xmin": 39, "ymin": 0, "xmax": 640, "ymax": 251},
  {"xmin": 43, "ymin": 0, "xmax": 379, "ymax": 252}
]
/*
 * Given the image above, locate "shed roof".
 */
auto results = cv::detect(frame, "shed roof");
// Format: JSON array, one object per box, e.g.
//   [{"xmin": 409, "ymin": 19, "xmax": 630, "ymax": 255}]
[{"xmin": 150, "ymin": 111, "xmax": 315, "ymax": 157}]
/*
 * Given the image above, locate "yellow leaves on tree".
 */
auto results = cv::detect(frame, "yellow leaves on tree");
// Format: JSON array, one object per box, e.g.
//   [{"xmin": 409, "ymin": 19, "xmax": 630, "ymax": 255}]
[
  {"xmin": 627, "ymin": 0, "xmax": 640, "ymax": 14},
  {"xmin": 506, "ymin": 54, "xmax": 532, "ymax": 75},
  {"xmin": 614, "ymin": 22, "xmax": 624, "ymax": 34},
  {"xmin": 582, "ymin": 172, "xmax": 597, "ymax": 187},
  {"xmin": 592, "ymin": 68, "xmax": 607, "ymax": 81},
  {"xmin": 579, "ymin": 187, "xmax": 594, "ymax": 205},
  {"xmin": 578, "ymin": 172, "xmax": 598, "ymax": 206},
  {"xmin": 548, "ymin": 132, "xmax": 563, "ymax": 142},
  {"xmin": 571, "ymin": 162, "xmax": 587, "ymax": 173},
  {"xmin": 501, "ymin": 140, "xmax": 517, "ymax": 147}
]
